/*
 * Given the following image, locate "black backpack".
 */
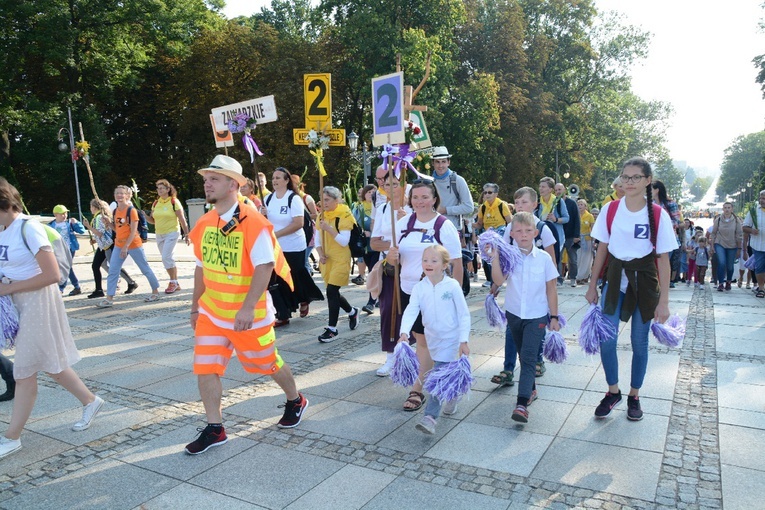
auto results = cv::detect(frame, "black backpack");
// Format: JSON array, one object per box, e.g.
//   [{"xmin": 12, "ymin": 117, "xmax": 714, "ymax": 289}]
[
  {"xmin": 335, "ymin": 217, "xmax": 367, "ymax": 258},
  {"xmin": 265, "ymin": 192, "xmax": 314, "ymax": 246},
  {"xmin": 127, "ymin": 206, "xmax": 149, "ymax": 241}
]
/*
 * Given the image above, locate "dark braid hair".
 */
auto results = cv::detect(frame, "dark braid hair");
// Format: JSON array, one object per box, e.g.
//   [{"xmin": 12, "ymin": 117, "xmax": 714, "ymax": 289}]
[{"xmin": 622, "ymin": 157, "xmax": 658, "ymax": 254}]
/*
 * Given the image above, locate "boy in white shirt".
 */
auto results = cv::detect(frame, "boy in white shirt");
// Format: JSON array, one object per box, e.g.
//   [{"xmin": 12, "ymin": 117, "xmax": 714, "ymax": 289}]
[{"xmin": 490, "ymin": 212, "xmax": 560, "ymax": 423}]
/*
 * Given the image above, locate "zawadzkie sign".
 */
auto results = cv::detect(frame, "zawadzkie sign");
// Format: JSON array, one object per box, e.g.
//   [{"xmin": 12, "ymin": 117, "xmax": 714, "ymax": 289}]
[{"xmin": 211, "ymin": 95, "xmax": 278, "ymax": 133}]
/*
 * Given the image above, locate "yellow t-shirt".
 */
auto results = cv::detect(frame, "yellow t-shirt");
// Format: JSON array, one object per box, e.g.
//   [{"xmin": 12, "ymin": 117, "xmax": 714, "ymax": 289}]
[
  {"xmin": 479, "ymin": 199, "xmax": 510, "ymax": 230},
  {"xmin": 580, "ymin": 210, "xmax": 595, "ymax": 238},
  {"xmin": 152, "ymin": 196, "xmax": 182, "ymax": 235},
  {"xmin": 539, "ymin": 194, "xmax": 556, "ymax": 217}
]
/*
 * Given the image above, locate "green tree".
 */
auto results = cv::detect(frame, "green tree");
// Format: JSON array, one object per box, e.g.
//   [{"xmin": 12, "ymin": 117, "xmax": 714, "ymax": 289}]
[{"xmin": 718, "ymin": 131, "xmax": 765, "ymax": 198}]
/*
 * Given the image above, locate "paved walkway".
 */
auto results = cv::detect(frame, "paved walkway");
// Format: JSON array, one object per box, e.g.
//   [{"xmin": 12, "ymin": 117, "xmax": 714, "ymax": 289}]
[{"xmin": 0, "ymin": 240, "xmax": 763, "ymax": 509}]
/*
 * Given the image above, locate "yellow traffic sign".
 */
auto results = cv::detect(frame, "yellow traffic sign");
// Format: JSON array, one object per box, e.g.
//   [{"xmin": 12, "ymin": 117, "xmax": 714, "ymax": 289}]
[
  {"xmin": 293, "ymin": 128, "xmax": 346, "ymax": 147},
  {"xmin": 304, "ymin": 74, "xmax": 332, "ymax": 127}
]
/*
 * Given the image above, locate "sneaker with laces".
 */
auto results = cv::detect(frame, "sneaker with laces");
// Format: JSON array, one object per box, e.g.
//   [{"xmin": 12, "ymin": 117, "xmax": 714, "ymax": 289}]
[
  {"xmin": 362, "ymin": 302, "xmax": 375, "ymax": 314},
  {"xmin": 318, "ymin": 328, "xmax": 338, "ymax": 343},
  {"xmin": 72, "ymin": 396, "xmax": 104, "ymax": 431},
  {"xmin": 482, "ymin": 281, "xmax": 492, "ymax": 288},
  {"xmin": 68, "ymin": 287, "xmax": 82, "ymax": 296},
  {"xmin": 184, "ymin": 424, "xmax": 228, "ymax": 455},
  {"xmin": 511, "ymin": 405, "xmax": 529, "ymax": 423},
  {"xmin": 376, "ymin": 353, "xmax": 395, "ymax": 377},
  {"xmin": 717, "ymin": 283, "xmax": 724, "ymax": 292},
  {"xmin": 277, "ymin": 393, "xmax": 309, "ymax": 428},
  {"xmin": 87, "ymin": 290, "xmax": 105, "ymax": 299},
  {"xmin": 594, "ymin": 391, "xmax": 622, "ymax": 418},
  {"xmin": 415, "ymin": 415, "xmax": 437, "ymax": 434},
  {"xmin": 348, "ymin": 307, "xmax": 360, "ymax": 330},
  {"xmin": 0, "ymin": 436, "xmax": 22, "ymax": 459},
  {"xmin": 526, "ymin": 389, "xmax": 538, "ymax": 407},
  {"xmin": 627, "ymin": 395, "xmax": 643, "ymax": 421},
  {"xmin": 125, "ymin": 282, "xmax": 139, "ymax": 294},
  {"xmin": 725, "ymin": 281, "xmax": 731, "ymax": 291},
  {"xmin": 165, "ymin": 281, "xmax": 181, "ymax": 294}
]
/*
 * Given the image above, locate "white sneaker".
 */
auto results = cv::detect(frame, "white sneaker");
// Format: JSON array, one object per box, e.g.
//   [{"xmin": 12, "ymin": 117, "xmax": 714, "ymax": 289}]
[
  {"xmin": 72, "ymin": 396, "xmax": 104, "ymax": 431},
  {"xmin": 376, "ymin": 353, "xmax": 396, "ymax": 377},
  {"xmin": 442, "ymin": 400, "xmax": 458, "ymax": 415},
  {"xmin": 0, "ymin": 436, "xmax": 21, "ymax": 458},
  {"xmin": 415, "ymin": 415, "xmax": 436, "ymax": 435},
  {"xmin": 570, "ymin": 281, "xmax": 577, "ymax": 287},
  {"xmin": 482, "ymin": 281, "xmax": 492, "ymax": 288}
]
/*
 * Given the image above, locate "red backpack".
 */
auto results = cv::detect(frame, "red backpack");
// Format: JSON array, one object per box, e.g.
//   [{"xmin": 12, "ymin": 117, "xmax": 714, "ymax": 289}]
[{"xmin": 599, "ymin": 199, "xmax": 662, "ymax": 279}]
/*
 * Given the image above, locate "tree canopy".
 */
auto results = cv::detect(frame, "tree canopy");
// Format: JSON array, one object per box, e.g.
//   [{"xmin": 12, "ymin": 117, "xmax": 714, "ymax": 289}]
[{"xmin": 1, "ymin": 0, "xmax": 675, "ymax": 214}]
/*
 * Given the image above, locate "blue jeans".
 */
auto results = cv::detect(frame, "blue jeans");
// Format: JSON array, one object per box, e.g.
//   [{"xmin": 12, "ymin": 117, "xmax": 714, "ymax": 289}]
[
  {"xmin": 106, "ymin": 246, "xmax": 159, "ymax": 296},
  {"xmin": 60, "ymin": 249, "xmax": 79, "ymax": 291},
  {"xmin": 503, "ymin": 313, "xmax": 543, "ymax": 372},
  {"xmin": 505, "ymin": 312, "xmax": 545, "ymax": 401},
  {"xmin": 714, "ymin": 244, "xmax": 737, "ymax": 284},
  {"xmin": 424, "ymin": 361, "xmax": 447, "ymax": 418},
  {"xmin": 599, "ymin": 284, "xmax": 651, "ymax": 389}
]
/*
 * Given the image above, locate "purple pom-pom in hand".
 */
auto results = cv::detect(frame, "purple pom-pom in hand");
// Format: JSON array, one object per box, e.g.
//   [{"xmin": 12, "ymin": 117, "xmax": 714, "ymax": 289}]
[
  {"xmin": 744, "ymin": 256, "xmax": 756, "ymax": 271},
  {"xmin": 423, "ymin": 355, "xmax": 475, "ymax": 403},
  {"xmin": 1, "ymin": 295, "xmax": 19, "ymax": 349},
  {"xmin": 578, "ymin": 304, "xmax": 616, "ymax": 355},
  {"xmin": 485, "ymin": 294, "xmax": 506, "ymax": 330},
  {"xmin": 548, "ymin": 312, "xmax": 567, "ymax": 328},
  {"xmin": 543, "ymin": 330, "xmax": 568, "ymax": 363},
  {"xmin": 651, "ymin": 314, "xmax": 686, "ymax": 347},
  {"xmin": 478, "ymin": 231, "xmax": 522, "ymax": 277},
  {"xmin": 390, "ymin": 342, "xmax": 420, "ymax": 387}
]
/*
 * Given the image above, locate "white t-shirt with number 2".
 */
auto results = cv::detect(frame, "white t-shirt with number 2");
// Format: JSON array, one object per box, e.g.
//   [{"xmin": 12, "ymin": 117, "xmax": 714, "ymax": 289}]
[
  {"xmin": 0, "ymin": 215, "xmax": 50, "ymax": 280},
  {"xmin": 265, "ymin": 192, "xmax": 306, "ymax": 252}
]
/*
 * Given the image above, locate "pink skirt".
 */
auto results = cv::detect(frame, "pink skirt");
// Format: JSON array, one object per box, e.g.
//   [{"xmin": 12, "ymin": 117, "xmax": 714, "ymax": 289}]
[{"xmin": 11, "ymin": 284, "xmax": 81, "ymax": 379}]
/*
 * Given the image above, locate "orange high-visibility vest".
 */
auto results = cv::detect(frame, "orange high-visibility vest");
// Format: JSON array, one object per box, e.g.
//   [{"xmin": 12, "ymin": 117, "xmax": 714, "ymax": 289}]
[{"xmin": 190, "ymin": 204, "xmax": 293, "ymax": 323}]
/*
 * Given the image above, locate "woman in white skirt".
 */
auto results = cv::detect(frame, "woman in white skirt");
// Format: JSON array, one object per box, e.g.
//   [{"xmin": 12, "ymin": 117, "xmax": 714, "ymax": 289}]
[{"xmin": 0, "ymin": 178, "xmax": 104, "ymax": 459}]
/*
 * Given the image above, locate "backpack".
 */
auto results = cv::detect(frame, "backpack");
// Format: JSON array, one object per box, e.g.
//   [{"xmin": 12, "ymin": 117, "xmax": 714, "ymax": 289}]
[
  {"xmin": 335, "ymin": 217, "xmax": 367, "ymax": 258},
  {"xmin": 398, "ymin": 213, "xmax": 448, "ymax": 244},
  {"xmin": 598, "ymin": 199, "xmax": 663, "ymax": 280},
  {"xmin": 265, "ymin": 192, "xmax": 314, "ymax": 246},
  {"xmin": 21, "ymin": 220, "xmax": 73, "ymax": 286},
  {"xmin": 508, "ymin": 220, "xmax": 548, "ymax": 250},
  {"xmin": 127, "ymin": 206, "xmax": 149, "ymax": 242},
  {"xmin": 449, "ymin": 172, "xmax": 460, "ymax": 203},
  {"xmin": 535, "ymin": 200, "xmax": 564, "ymax": 254}
]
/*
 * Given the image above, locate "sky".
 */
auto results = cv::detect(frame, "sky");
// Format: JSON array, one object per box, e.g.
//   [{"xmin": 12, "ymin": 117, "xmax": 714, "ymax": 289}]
[{"xmin": 222, "ymin": 0, "xmax": 765, "ymax": 176}]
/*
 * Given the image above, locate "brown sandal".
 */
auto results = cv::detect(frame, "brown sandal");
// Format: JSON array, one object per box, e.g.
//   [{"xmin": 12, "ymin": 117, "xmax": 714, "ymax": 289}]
[
  {"xmin": 299, "ymin": 302, "xmax": 309, "ymax": 318},
  {"xmin": 403, "ymin": 391, "xmax": 426, "ymax": 412}
]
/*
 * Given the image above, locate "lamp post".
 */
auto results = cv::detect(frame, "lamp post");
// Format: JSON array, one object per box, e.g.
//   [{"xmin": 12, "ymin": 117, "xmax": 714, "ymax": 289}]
[
  {"xmin": 348, "ymin": 131, "xmax": 375, "ymax": 186},
  {"xmin": 57, "ymin": 107, "xmax": 84, "ymax": 222},
  {"xmin": 554, "ymin": 150, "xmax": 570, "ymax": 182}
]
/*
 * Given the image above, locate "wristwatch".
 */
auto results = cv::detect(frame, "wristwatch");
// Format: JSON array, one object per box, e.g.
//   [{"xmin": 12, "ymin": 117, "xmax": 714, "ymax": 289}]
[{"xmin": 549, "ymin": 315, "xmax": 559, "ymax": 320}]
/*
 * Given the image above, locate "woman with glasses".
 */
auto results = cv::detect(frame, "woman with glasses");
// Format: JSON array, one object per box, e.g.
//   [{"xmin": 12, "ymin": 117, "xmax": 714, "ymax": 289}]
[
  {"xmin": 387, "ymin": 180, "xmax": 463, "ymax": 411},
  {"xmin": 315, "ymin": 186, "xmax": 360, "ymax": 342},
  {"xmin": 651, "ymin": 180, "xmax": 683, "ymax": 288},
  {"xmin": 586, "ymin": 158, "xmax": 678, "ymax": 421},
  {"xmin": 260, "ymin": 167, "xmax": 324, "ymax": 326},
  {"xmin": 145, "ymin": 179, "xmax": 190, "ymax": 294},
  {"xmin": 475, "ymin": 183, "xmax": 512, "ymax": 288},
  {"xmin": 369, "ymin": 175, "xmax": 411, "ymax": 376}
]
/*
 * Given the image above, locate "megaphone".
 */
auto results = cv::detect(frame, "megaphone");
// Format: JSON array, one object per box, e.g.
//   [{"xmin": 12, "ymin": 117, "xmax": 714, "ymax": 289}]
[{"xmin": 569, "ymin": 184, "xmax": 580, "ymax": 198}]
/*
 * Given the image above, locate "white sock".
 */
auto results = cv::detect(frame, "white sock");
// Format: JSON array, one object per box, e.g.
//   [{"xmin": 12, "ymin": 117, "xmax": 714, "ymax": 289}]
[{"xmin": 385, "ymin": 352, "xmax": 395, "ymax": 362}]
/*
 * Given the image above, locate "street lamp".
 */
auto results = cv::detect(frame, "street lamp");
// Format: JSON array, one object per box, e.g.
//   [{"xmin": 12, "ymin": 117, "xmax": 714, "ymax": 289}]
[
  {"xmin": 348, "ymin": 131, "xmax": 376, "ymax": 186},
  {"xmin": 554, "ymin": 150, "xmax": 570, "ymax": 181},
  {"xmin": 56, "ymin": 107, "xmax": 84, "ymax": 222}
]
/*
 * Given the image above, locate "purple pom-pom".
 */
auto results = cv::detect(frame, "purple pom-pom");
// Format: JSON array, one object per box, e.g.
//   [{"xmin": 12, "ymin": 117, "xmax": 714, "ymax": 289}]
[
  {"xmin": 578, "ymin": 304, "xmax": 616, "ymax": 355},
  {"xmin": 390, "ymin": 341, "xmax": 420, "ymax": 387},
  {"xmin": 478, "ymin": 230, "xmax": 522, "ymax": 276},
  {"xmin": 543, "ymin": 330, "xmax": 568, "ymax": 363},
  {"xmin": 744, "ymin": 256, "xmax": 756, "ymax": 271},
  {"xmin": 1, "ymin": 295, "xmax": 19, "ymax": 349},
  {"xmin": 548, "ymin": 312, "xmax": 567, "ymax": 328},
  {"xmin": 485, "ymin": 294, "xmax": 506, "ymax": 330},
  {"xmin": 423, "ymin": 355, "xmax": 475, "ymax": 403},
  {"xmin": 651, "ymin": 314, "xmax": 685, "ymax": 347}
]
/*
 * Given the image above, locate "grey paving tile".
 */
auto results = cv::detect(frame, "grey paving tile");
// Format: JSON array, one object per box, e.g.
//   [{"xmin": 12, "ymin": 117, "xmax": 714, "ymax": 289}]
[
  {"xmin": 532, "ymin": 437, "xmax": 662, "ymax": 500},
  {"xmin": 89, "ymin": 361, "xmax": 188, "ymax": 390},
  {"xmin": 292, "ymin": 366, "xmax": 378, "ymax": 399},
  {"xmin": 224, "ymin": 387, "xmax": 335, "ymax": 426},
  {"xmin": 718, "ymin": 382, "xmax": 765, "ymax": 413},
  {"xmin": 73, "ymin": 352, "xmax": 142, "ymax": 378},
  {"xmin": 466, "ymin": 390, "xmax": 574, "ymax": 437},
  {"xmin": 719, "ymin": 407, "xmax": 765, "ymax": 430},
  {"xmin": 579, "ymin": 390, "xmax": 672, "ymax": 417},
  {"xmin": 116, "ymin": 424, "xmax": 258, "ymax": 480},
  {"xmin": 376, "ymin": 414, "xmax": 462, "ymax": 455},
  {"xmin": 81, "ymin": 337, "xmax": 171, "ymax": 358},
  {"xmin": 585, "ymin": 351, "xmax": 679, "ymax": 400},
  {"xmin": 718, "ymin": 360, "xmax": 765, "ymax": 386},
  {"xmin": 425, "ymin": 421, "xmax": 553, "ymax": 476},
  {"xmin": 362, "ymin": 472, "xmax": 509, "ymax": 509},
  {"xmin": 139, "ymin": 372, "xmax": 244, "ymax": 402},
  {"xmin": 722, "ymin": 464, "xmax": 765, "ymax": 510},
  {"xmin": 0, "ymin": 430, "xmax": 73, "ymax": 476},
  {"xmin": 533, "ymin": 384, "xmax": 584, "ymax": 404},
  {"xmin": 134, "ymin": 329, "xmax": 191, "ymax": 343},
  {"xmin": 1, "ymin": 459, "xmax": 179, "ymax": 510},
  {"xmin": 719, "ymin": 423, "xmax": 765, "ymax": 470},
  {"xmin": 190, "ymin": 443, "xmax": 344, "ymax": 508},
  {"xmin": 286, "ymin": 464, "xmax": 396, "ymax": 510},
  {"xmin": 103, "ymin": 325, "xmax": 157, "ymax": 338},
  {"xmin": 137, "ymin": 484, "xmax": 267, "ymax": 509},
  {"xmin": 557, "ymin": 405, "xmax": 669, "ymax": 452},
  {"xmin": 20, "ymin": 384, "xmax": 97, "ymax": 422},
  {"xmin": 300, "ymin": 400, "xmax": 412, "ymax": 443},
  {"xmin": 535, "ymin": 362, "xmax": 599, "ymax": 390}
]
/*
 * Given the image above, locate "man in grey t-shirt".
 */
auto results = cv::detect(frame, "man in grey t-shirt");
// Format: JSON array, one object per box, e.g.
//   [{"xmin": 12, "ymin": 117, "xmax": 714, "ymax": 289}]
[{"xmin": 431, "ymin": 146, "xmax": 474, "ymax": 230}]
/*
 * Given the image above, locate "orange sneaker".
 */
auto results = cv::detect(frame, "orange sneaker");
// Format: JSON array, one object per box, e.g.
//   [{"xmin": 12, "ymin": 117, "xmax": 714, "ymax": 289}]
[{"xmin": 164, "ymin": 282, "xmax": 180, "ymax": 294}]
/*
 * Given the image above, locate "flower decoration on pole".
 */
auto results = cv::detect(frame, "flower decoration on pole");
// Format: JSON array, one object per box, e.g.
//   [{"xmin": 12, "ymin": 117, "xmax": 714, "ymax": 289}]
[
  {"xmin": 227, "ymin": 113, "xmax": 263, "ymax": 163},
  {"xmin": 404, "ymin": 118, "xmax": 422, "ymax": 144},
  {"xmin": 130, "ymin": 178, "xmax": 144, "ymax": 210},
  {"xmin": 307, "ymin": 128, "xmax": 330, "ymax": 177},
  {"xmin": 71, "ymin": 140, "xmax": 90, "ymax": 162},
  {"xmin": 379, "ymin": 118, "xmax": 430, "ymax": 180}
]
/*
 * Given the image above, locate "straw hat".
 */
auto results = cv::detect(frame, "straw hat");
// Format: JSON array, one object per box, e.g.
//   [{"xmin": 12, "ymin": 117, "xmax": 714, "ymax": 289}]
[{"xmin": 198, "ymin": 155, "xmax": 247, "ymax": 186}]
